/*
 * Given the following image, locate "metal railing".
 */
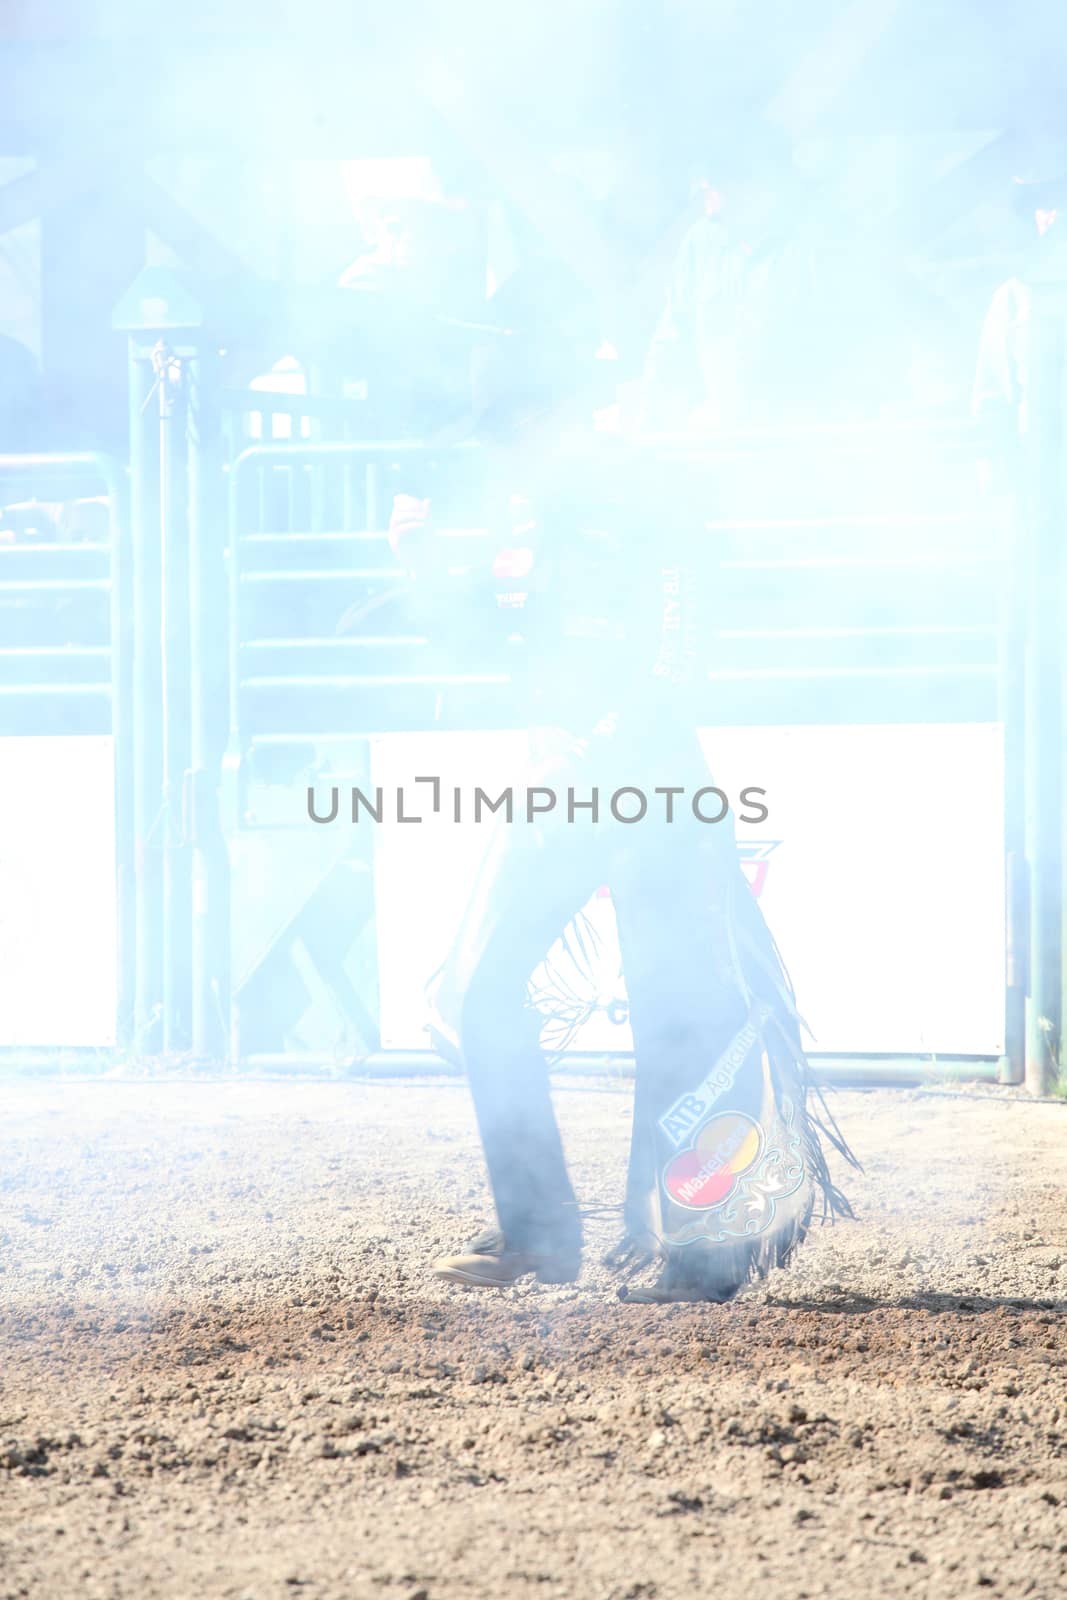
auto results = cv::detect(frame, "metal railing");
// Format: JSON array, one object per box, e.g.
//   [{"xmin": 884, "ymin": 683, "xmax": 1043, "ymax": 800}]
[
  {"xmin": 225, "ymin": 438, "xmax": 488, "ymax": 817},
  {"xmin": 225, "ymin": 422, "xmax": 1007, "ymax": 746}
]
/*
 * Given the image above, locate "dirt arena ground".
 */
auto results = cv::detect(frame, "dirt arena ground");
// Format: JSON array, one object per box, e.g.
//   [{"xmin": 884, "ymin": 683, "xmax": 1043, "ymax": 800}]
[{"xmin": 0, "ymin": 1075, "xmax": 1065, "ymax": 1600}]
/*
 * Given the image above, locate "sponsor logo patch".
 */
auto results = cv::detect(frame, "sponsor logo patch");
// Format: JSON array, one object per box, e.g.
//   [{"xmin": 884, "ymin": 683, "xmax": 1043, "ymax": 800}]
[{"xmin": 662, "ymin": 1111, "xmax": 762, "ymax": 1211}]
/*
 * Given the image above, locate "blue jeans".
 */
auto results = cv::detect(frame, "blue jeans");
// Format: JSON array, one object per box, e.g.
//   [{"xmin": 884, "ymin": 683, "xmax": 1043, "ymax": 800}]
[{"xmin": 427, "ymin": 718, "xmax": 751, "ymax": 1258}]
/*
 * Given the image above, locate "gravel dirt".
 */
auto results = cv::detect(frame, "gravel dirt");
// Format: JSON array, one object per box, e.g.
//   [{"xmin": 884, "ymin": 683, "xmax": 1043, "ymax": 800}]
[{"xmin": 0, "ymin": 1076, "xmax": 1065, "ymax": 1600}]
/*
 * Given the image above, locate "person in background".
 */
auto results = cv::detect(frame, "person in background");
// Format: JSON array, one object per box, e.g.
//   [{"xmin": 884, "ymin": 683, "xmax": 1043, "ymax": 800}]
[
  {"xmin": 973, "ymin": 168, "xmax": 1067, "ymax": 450},
  {"xmin": 645, "ymin": 130, "xmax": 945, "ymax": 430},
  {"xmin": 642, "ymin": 131, "xmax": 823, "ymax": 431}
]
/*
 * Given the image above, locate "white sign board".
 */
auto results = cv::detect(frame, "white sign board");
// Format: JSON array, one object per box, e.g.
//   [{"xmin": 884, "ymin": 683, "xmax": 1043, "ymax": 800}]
[
  {"xmin": 371, "ymin": 725, "xmax": 1004, "ymax": 1058},
  {"xmin": 0, "ymin": 736, "xmax": 118, "ymax": 1047}
]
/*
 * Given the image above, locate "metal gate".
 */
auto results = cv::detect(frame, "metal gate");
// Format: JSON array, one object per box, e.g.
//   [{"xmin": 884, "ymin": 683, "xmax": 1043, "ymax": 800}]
[{"xmin": 218, "ymin": 422, "xmax": 1020, "ymax": 1085}]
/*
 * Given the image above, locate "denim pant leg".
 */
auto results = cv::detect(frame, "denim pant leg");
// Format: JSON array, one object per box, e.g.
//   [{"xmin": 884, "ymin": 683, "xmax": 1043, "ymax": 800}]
[
  {"xmin": 430, "ymin": 781, "xmax": 610, "ymax": 1255},
  {"xmin": 600, "ymin": 728, "xmax": 752, "ymax": 1252}
]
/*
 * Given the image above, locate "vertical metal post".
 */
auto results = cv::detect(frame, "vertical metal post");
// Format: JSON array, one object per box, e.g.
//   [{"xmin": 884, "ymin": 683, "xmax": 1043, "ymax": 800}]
[
  {"xmin": 100, "ymin": 452, "xmax": 136, "ymax": 1048},
  {"xmin": 222, "ymin": 453, "xmax": 244, "ymax": 1069},
  {"xmin": 186, "ymin": 341, "xmax": 231, "ymax": 1063},
  {"xmin": 115, "ymin": 267, "xmax": 217, "ymax": 1063},
  {"xmin": 992, "ymin": 465, "xmax": 1027, "ymax": 1084},
  {"xmin": 1023, "ymin": 306, "xmax": 1064, "ymax": 1095},
  {"xmin": 127, "ymin": 339, "xmax": 164, "ymax": 1053},
  {"xmin": 156, "ymin": 342, "xmax": 193, "ymax": 1054}
]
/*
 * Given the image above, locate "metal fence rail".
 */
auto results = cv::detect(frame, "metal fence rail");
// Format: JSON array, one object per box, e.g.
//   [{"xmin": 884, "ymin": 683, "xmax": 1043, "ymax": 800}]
[
  {"xmin": 226, "ymin": 439, "xmax": 489, "ymax": 784},
  {"xmin": 225, "ymin": 424, "xmax": 1006, "ymax": 744}
]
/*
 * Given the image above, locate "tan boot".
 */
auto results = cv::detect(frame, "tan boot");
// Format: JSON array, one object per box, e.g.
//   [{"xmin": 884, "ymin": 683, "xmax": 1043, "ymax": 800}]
[{"xmin": 432, "ymin": 1228, "xmax": 580, "ymax": 1288}]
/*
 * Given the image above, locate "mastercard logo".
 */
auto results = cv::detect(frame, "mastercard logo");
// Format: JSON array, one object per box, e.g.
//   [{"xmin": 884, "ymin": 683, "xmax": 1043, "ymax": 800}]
[{"xmin": 663, "ymin": 1111, "xmax": 762, "ymax": 1211}]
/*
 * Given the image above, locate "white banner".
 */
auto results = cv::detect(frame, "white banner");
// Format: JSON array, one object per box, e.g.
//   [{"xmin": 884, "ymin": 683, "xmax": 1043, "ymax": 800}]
[
  {"xmin": 371, "ymin": 725, "xmax": 1004, "ymax": 1058},
  {"xmin": 0, "ymin": 736, "xmax": 117, "ymax": 1047}
]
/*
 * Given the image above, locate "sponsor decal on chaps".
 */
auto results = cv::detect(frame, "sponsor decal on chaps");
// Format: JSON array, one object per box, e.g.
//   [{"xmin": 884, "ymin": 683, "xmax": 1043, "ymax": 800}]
[
  {"xmin": 657, "ymin": 1004, "xmax": 771, "ymax": 1149},
  {"xmin": 662, "ymin": 1112, "xmax": 762, "ymax": 1211}
]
